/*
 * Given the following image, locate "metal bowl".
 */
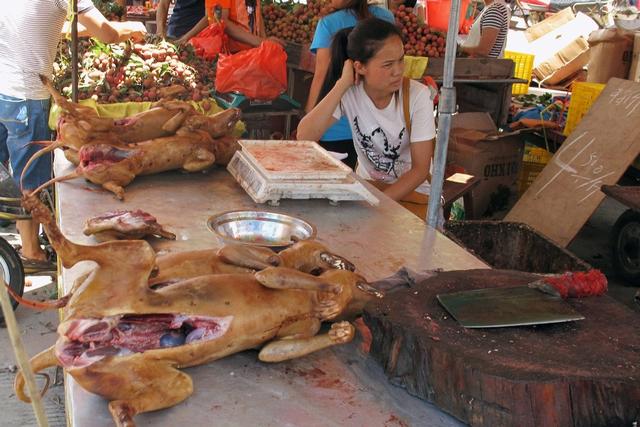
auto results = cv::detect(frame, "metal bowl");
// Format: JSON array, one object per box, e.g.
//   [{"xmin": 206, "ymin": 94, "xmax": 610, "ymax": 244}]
[{"xmin": 207, "ymin": 210, "xmax": 316, "ymax": 249}]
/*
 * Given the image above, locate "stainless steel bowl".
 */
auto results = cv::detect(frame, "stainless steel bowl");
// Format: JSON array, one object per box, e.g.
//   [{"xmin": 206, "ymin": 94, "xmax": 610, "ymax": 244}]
[{"xmin": 207, "ymin": 210, "xmax": 316, "ymax": 249}]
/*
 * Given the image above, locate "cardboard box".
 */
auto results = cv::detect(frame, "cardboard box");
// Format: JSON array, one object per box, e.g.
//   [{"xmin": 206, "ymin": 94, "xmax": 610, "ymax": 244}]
[
  {"xmin": 447, "ymin": 113, "xmax": 525, "ymax": 216},
  {"xmin": 629, "ymin": 32, "xmax": 640, "ymax": 82},
  {"xmin": 525, "ymin": 7, "xmax": 576, "ymax": 42},
  {"xmin": 586, "ymin": 29, "xmax": 635, "ymax": 84},
  {"xmin": 528, "ymin": 12, "xmax": 599, "ymax": 85},
  {"xmin": 533, "ymin": 38, "xmax": 591, "ymax": 85}
]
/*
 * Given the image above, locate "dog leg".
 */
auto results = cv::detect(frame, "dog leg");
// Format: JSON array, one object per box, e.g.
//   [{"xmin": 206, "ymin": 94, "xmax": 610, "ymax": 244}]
[
  {"xmin": 151, "ymin": 249, "xmax": 254, "ymax": 286},
  {"xmin": 217, "ymin": 244, "xmax": 281, "ymax": 270},
  {"xmin": 102, "ymin": 181, "xmax": 126, "ymax": 200},
  {"xmin": 258, "ymin": 321, "xmax": 355, "ymax": 362},
  {"xmin": 255, "ymin": 267, "xmax": 341, "ymax": 294},
  {"xmin": 276, "ymin": 318, "xmax": 321, "ymax": 340},
  {"xmin": 182, "ymin": 148, "xmax": 215, "ymax": 172}
]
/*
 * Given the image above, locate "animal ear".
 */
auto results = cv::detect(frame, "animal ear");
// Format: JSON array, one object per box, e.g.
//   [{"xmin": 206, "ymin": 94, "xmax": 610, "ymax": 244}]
[
  {"xmin": 356, "ymin": 281, "xmax": 384, "ymax": 299},
  {"xmin": 320, "ymin": 252, "xmax": 356, "ymax": 272}
]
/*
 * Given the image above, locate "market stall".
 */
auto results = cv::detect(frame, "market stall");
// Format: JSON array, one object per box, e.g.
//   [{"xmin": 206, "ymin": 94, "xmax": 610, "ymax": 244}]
[
  {"xmin": 4, "ymin": 1, "xmax": 638, "ymax": 426},
  {"xmin": 53, "ymin": 152, "xmax": 486, "ymax": 426}
]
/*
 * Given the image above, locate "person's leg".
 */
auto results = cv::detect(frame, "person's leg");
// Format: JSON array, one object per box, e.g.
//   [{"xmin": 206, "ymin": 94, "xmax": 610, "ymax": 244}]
[
  {"xmin": 0, "ymin": 95, "xmax": 52, "ymax": 261},
  {"xmin": 0, "ymin": 123, "xmax": 9, "ymax": 167}
]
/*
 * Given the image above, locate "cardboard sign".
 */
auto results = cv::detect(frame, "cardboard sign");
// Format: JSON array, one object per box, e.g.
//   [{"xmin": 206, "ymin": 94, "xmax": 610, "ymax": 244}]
[{"xmin": 506, "ymin": 78, "xmax": 640, "ymax": 246}]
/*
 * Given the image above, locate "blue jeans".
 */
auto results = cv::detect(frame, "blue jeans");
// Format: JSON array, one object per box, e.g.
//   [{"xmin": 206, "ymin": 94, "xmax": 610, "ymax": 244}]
[{"xmin": 0, "ymin": 94, "xmax": 52, "ymax": 191}]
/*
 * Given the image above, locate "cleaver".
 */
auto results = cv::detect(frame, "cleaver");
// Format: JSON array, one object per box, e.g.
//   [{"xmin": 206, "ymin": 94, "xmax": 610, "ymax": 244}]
[{"xmin": 437, "ymin": 282, "xmax": 585, "ymax": 328}]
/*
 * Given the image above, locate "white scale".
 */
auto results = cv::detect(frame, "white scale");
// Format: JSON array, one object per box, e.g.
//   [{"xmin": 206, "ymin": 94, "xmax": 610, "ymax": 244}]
[{"xmin": 227, "ymin": 140, "xmax": 379, "ymax": 206}]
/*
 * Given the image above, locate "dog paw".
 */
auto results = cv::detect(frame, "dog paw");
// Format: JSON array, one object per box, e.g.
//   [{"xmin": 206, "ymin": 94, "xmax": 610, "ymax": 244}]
[
  {"xmin": 314, "ymin": 299, "xmax": 341, "ymax": 321},
  {"xmin": 329, "ymin": 321, "xmax": 355, "ymax": 344}
]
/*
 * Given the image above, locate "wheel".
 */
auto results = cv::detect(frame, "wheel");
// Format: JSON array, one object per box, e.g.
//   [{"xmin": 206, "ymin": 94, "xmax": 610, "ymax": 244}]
[
  {"xmin": 611, "ymin": 209, "xmax": 640, "ymax": 285},
  {"xmin": 0, "ymin": 236, "xmax": 25, "ymax": 323}
]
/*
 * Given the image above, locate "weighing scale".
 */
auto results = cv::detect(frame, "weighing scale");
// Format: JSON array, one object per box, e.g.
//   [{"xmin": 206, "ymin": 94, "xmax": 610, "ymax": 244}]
[{"xmin": 227, "ymin": 140, "xmax": 379, "ymax": 206}]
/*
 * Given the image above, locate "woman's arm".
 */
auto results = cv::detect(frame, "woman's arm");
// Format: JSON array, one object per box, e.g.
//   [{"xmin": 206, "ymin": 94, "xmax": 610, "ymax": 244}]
[
  {"xmin": 459, "ymin": 27, "xmax": 499, "ymax": 57},
  {"xmin": 305, "ymin": 48, "xmax": 331, "ymax": 113},
  {"xmin": 79, "ymin": 8, "xmax": 144, "ymax": 43},
  {"xmin": 156, "ymin": 0, "xmax": 171, "ymax": 37},
  {"xmin": 297, "ymin": 59, "xmax": 355, "ymax": 141},
  {"xmin": 175, "ymin": 16, "xmax": 210, "ymax": 44},
  {"xmin": 383, "ymin": 139, "xmax": 434, "ymax": 201}
]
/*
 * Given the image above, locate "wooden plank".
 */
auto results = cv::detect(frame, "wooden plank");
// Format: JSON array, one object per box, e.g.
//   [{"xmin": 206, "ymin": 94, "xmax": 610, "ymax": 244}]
[{"xmin": 505, "ymin": 78, "xmax": 640, "ymax": 246}]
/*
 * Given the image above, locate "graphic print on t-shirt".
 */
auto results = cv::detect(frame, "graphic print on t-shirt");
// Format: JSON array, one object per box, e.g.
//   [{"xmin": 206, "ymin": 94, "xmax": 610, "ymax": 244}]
[{"xmin": 353, "ymin": 116, "xmax": 407, "ymax": 179}]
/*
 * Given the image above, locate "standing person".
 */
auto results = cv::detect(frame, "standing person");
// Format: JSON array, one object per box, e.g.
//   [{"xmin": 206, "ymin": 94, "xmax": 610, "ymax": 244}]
[
  {"xmin": 306, "ymin": 0, "xmax": 394, "ymax": 169},
  {"xmin": 459, "ymin": 0, "xmax": 510, "ymax": 58},
  {"xmin": 0, "ymin": 1, "xmax": 143, "ymax": 269},
  {"xmin": 156, "ymin": 0, "xmax": 206, "ymax": 41},
  {"xmin": 175, "ymin": 0, "xmax": 283, "ymax": 51},
  {"xmin": 298, "ymin": 18, "xmax": 436, "ymax": 217}
]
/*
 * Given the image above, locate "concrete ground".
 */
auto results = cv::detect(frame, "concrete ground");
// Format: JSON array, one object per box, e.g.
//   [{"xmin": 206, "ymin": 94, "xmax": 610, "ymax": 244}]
[{"xmin": 0, "ymin": 198, "xmax": 638, "ymax": 426}]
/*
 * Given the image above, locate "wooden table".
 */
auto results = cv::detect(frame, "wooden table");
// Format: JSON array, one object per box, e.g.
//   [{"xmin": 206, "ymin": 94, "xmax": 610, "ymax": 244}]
[{"xmin": 53, "ymin": 152, "xmax": 487, "ymax": 426}]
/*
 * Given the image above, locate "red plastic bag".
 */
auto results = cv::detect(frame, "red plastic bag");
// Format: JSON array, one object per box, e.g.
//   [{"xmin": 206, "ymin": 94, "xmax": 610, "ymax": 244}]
[
  {"xmin": 189, "ymin": 22, "xmax": 228, "ymax": 60},
  {"xmin": 215, "ymin": 41, "xmax": 287, "ymax": 100}
]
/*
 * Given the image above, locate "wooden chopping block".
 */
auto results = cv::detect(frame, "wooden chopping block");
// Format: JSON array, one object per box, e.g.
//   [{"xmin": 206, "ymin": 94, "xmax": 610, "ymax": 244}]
[{"xmin": 363, "ymin": 269, "xmax": 640, "ymax": 427}]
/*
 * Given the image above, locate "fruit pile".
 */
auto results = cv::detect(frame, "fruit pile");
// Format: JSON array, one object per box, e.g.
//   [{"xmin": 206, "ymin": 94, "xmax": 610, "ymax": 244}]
[
  {"xmin": 94, "ymin": 0, "xmax": 125, "ymax": 21},
  {"xmin": 53, "ymin": 37, "xmax": 216, "ymax": 103},
  {"xmin": 263, "ymin": 0, "xmax": 326, "ymax": 44},
  {"xmin": 394, "ymin": 5, "xmax": 446, "ymax": 58}
]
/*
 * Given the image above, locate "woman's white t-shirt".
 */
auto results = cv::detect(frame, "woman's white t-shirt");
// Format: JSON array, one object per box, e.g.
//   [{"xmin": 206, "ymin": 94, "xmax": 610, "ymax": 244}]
[{"xmin": 332, "ymin": 79, "xmax": 436, "ymax": 194}]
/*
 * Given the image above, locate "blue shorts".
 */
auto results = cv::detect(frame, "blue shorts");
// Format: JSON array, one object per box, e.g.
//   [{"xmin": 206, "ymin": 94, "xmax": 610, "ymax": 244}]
[{"xmin": 0, "ymin": 94, "xmax": 52, "ymax": 191}]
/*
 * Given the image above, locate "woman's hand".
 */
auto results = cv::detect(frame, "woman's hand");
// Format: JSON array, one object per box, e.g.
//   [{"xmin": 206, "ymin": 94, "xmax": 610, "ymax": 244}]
[{"xmin": 337, "ymin": 59, "xmax": 357, "ymax": 90}]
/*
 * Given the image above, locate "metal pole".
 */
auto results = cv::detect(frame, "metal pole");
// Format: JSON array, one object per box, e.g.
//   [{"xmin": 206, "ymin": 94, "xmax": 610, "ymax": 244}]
[
  {"xmin": 426, "ymin": 0, "xmax": 462, "ymax": 227},
  {"xmin": 71, "ymin": 0, "xmax": 78, "ymax": 103}
]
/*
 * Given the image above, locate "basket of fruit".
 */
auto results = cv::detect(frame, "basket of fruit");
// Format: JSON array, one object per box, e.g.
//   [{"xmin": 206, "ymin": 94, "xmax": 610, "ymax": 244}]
[
  {"xmin": 394, "ymin": 5, "xmax": 446, "ymax": 58},
  {"xmin": 53, "ymin": 36, "xmax": 216, "ymax": 104}
]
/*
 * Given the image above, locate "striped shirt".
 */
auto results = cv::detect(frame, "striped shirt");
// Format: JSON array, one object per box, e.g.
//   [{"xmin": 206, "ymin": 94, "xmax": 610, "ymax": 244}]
[
  {"xmin": 480, "ymin": 2, "xmax": 510, "ymax": 58},
  {"xmin": 0, "ymin": 0, "xmax": 95, "ymax": 100}
]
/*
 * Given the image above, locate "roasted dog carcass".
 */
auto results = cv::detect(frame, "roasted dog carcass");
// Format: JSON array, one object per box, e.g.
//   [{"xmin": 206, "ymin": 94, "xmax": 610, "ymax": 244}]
[
  {"xmin": 40, "ymin": 131, "xmax": 240, "ymax": 200},
  {"xmin": 14, "ymin": 192, "xmax": 383, "ymax": 427},
  {"xmin": 24, "ymin": 77, "xmax": 241, "ymax": 191},
  {"xmin": 83, "ymin": 210, "xmax": 176, "ymax": 241}
]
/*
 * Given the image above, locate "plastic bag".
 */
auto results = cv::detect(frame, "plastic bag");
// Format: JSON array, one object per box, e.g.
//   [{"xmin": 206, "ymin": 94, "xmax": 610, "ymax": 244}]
[
  {"xmin": 189, "ymin": 22, "xmax": 228, "ymax": 60},
  {"xmin": 215, "ymin": 41, "xmax": 287, "ymax": 100}
]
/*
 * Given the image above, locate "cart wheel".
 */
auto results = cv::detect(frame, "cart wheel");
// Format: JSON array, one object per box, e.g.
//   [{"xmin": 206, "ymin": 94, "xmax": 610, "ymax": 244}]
[
  {"xmin": 611, "ymin": 209, "xmax": 640, "ymax": 285},
  {"xmin": 0, "ymin": 236, "xmax": 25, "ymax": 323}
]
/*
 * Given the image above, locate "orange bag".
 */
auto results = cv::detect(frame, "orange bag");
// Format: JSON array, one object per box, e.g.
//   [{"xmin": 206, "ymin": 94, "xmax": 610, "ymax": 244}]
[
  {"xmin": 189, "ymin": 22, "xmax": 228, "ymax": 60},
  {"xmin": 215, "ymin": 41, "xmax": 287, "ymax": 100}
]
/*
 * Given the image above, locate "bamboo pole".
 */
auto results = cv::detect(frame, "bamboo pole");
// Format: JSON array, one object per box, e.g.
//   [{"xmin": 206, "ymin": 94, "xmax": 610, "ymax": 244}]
[
  {"xmin": 0, "ymin": 281, "xmax": 50, "ymax": 427},
  {"xmin": 71, "ymin": 0, "xmax": 79, "ymax": 103}
]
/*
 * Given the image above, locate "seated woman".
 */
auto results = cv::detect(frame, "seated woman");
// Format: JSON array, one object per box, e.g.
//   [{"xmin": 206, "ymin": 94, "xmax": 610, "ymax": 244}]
[
  {"xmin": 307, "ymin": 0, "xmax": 394, "ymax": 169},
  {"xmin": 297, "ymin": 18, "xmax": 436, "ymax": 217}
]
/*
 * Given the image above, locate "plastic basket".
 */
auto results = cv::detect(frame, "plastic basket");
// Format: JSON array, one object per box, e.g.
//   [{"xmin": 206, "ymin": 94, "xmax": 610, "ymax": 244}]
[
  {"xmin": 518, "ymin": 146, "xmax": 552, "ymax": 195},
  {"xmin": 563, "ymin": 82, "xmax": 605, "ymax": 136},
  {"xmin": 504, "ymin": 51, "xmax": 534, "ymax": 96}
]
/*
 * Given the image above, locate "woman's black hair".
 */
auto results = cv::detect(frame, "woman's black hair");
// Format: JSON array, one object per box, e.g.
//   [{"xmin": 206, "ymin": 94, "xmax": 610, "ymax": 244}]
[
  {"xmin": 319, "ymin": 18, "xmax": 403, "ymax": 101},
  {"xmin": 341, "ymin": 0, "xmax": 372, "ymax": 20}
]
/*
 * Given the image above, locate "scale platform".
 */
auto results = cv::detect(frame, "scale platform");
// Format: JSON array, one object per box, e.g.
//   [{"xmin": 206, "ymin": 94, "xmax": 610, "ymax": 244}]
[{"xmin": 227, "ymin": 140, "xmax": 379, "ymax": 206}]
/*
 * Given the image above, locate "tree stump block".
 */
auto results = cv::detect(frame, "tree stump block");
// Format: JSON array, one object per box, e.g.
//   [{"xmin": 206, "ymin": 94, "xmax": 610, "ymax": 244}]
[{"xmin": 363, "ymin": 269, "xmax": 640, "ymax": 427}]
